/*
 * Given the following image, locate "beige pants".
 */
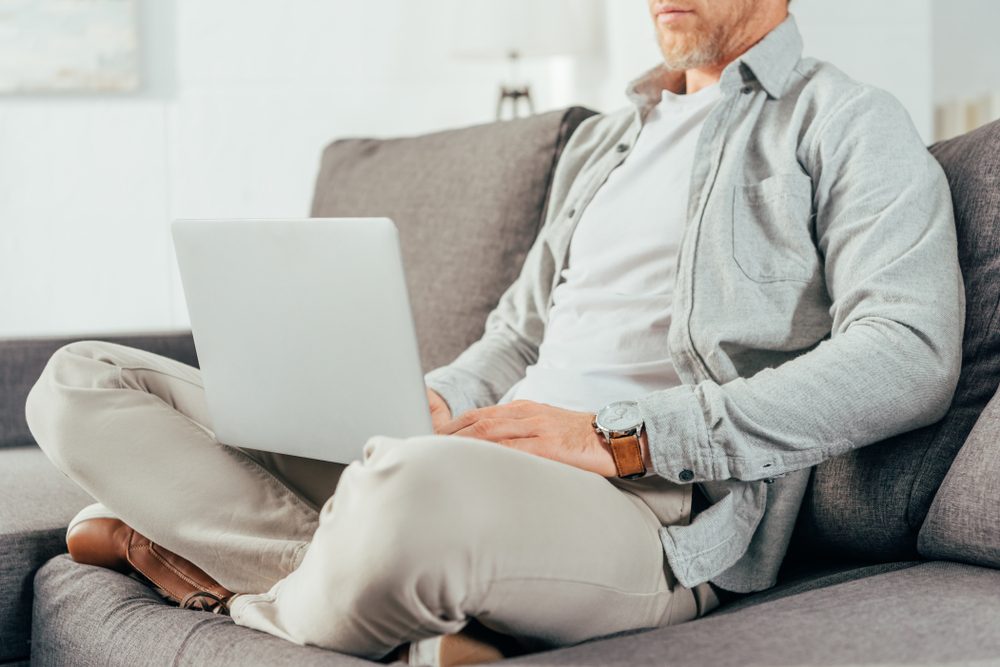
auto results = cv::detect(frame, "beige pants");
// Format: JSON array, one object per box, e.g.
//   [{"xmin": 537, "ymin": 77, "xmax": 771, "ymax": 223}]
[{"xmin": 25, "ymin": 340, "xmax": 718, "ymax": 659}]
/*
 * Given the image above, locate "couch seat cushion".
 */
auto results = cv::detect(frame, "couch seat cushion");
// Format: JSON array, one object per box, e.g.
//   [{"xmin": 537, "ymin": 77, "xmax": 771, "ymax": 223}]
[
  {"xmin": 717, "ymin": 559, "xmax": 922, "ymax": 613},
  {"xmin": 505, "ymin": 561, "xmax": 1000, "ymax": 666},
  {"xmin": 0, "ymin": 447, "xmax": 91, "ymax": 663},
  {"xmin": 33, "ymin": 556, "xmax": 379, "ymax": 666},
  {"xmin": 35, "ymin": 555, "xmax": 999, "ymax": 666}
]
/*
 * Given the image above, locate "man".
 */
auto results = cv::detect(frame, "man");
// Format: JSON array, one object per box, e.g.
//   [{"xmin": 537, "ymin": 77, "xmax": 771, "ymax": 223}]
[{"xmin": 26, "ymin": 0, "xmax": 963, "ymax": 665}]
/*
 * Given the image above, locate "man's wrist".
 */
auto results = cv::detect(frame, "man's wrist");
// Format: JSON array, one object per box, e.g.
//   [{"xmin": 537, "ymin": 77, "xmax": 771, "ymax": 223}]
[
  {"xmin": 593, "ymin": 425, "xmax": 652, "ymax": 479},
  {"xmin": 589, "ymin": 426, "xmax": 618, "ymax": 477}
]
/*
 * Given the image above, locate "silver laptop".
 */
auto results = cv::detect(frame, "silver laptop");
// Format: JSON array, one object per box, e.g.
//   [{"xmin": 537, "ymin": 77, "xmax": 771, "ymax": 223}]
[{"xmin": 170, "ymin": 218, "xmax": 434, "ymax": 463}]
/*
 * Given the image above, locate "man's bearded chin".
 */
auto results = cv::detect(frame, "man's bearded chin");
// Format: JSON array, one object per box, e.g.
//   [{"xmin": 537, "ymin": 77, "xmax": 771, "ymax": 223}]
[{"xmin": 657, "ymin": 29, "xmax": 726, "ymax": 71}]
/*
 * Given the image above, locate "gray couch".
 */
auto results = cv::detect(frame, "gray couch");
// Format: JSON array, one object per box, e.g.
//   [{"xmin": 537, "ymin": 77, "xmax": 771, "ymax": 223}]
[{"xmin": 2, "ymin": 107, "xmax": 999, "ymax": 666}]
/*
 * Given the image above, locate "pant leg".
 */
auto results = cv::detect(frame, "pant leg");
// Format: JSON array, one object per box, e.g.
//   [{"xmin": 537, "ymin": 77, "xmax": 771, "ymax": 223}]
[
  {"xmin": 231, "ymin": 434, "xmax": 714, "ymax": 659},
  {"xmin": 24, "ymin": 340, "xmax": 344, "ymax": 593}
]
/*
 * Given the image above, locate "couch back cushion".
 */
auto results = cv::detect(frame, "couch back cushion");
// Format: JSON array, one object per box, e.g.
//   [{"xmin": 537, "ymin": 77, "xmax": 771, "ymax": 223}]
[
  {"xmin": 918, "ymin": 387, "xmax": 1000, "ymax": 567},
  {"xmin": 310, "ymin": 107, "xmax": 596, "ymax": 373},
  {"xmin": 790, "ymin": 118, "xmax": 1000, "ymax": 561}
]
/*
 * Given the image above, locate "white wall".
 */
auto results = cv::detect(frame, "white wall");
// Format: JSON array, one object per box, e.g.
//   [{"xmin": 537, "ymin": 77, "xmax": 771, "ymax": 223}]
[
  {"xmin": 792, "ymin": 0, "xmax": 935, "ymax": 140},
  {"xmin": 598, "ymin": 3, "xmax": 662, "ymax": 108},
  {"xmin": 1, "ymin": 0, "xmax": 991, "ymax": 337},
  {"xmin": 932, "ymin": 0, "xmax": 1000, "ymax": 103},
  {"xmin": 0, "ymin": 0, "xmax": 176, "ymax": 338},
  {"xmin": 0, "ymin": 0, "xmax": 566, "ymax": 337}
]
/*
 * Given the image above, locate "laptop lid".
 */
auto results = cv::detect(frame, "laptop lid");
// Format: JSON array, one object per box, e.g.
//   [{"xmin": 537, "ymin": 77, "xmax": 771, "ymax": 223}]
[{"xmin": 171, "ymin": 218, "xmax": 433, "ymax": 463}]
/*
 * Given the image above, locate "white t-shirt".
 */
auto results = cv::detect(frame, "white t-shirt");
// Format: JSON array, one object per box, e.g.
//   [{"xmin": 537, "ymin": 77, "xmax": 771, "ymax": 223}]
[{"xmin": 500, "ymin": 84, "xmax": 721, "ymax": 412}]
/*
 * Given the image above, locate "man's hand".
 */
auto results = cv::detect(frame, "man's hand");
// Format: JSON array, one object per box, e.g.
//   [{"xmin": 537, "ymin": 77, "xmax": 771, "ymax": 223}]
[
  {"xmin": 426, "ymin": 388, "xmax": 452, "ymax": 434},
  {"xmin": 438, "ymin": 399, "xmax": 619, "ymax": 477}
]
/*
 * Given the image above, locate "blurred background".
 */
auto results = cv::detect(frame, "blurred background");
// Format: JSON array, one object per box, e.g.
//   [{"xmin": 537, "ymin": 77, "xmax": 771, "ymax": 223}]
[{"xmin": 2, "ymin": 0, "xmax": 998, "ymax": 338}]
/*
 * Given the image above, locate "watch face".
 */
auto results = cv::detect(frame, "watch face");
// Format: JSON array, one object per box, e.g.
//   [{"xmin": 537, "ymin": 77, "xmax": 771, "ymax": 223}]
[{"xmin": 596, "ymin": 400, "xmax": 643, "ymax": 432}]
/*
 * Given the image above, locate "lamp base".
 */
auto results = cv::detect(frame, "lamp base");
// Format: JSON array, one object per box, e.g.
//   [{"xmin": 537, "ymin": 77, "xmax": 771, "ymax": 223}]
[{"xmin": 496, "ymin": 85, "xmax": 534, "ymax": 120}]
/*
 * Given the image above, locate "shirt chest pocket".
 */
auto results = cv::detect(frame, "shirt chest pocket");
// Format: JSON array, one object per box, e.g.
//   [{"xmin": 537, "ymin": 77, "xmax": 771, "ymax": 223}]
[{"xmin": 732, "ymin": 173, "xmax": 817, "ymax": 283}]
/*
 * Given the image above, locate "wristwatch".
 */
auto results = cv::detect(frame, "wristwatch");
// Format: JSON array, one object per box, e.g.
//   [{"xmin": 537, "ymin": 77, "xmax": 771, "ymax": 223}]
[{"xmin": 593, "ymin": 400, "xmax": 647, "ymax": 480}]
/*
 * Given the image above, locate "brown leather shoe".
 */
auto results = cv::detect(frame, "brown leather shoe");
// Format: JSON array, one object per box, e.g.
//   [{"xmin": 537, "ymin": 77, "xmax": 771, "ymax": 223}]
[{"xmin": 67, "ymin": 515, "xmax": 234, "ymax": 614}]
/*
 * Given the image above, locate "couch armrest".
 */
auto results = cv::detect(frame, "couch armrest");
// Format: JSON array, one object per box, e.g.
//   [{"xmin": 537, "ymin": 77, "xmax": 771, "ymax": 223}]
[{"xmin": 0, "ymin": 331, "xmax": 198, "ymax": 449}]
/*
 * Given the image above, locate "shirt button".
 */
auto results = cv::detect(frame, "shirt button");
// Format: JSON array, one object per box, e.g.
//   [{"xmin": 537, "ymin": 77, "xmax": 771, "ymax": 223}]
[
  {"xmin": 567, "ymin": 208, "xmax": 576, "ymax": 218},
  {"xmin": 741, "ymin": 84, "xmax": 754, "ymax": 95},
  {"xmin": 615, "ymin": 142, "xmax": 629, "ymax": 153},
  {"xmin": 679, "ymin": 469, "xmax": 694, "ymax": 482}
]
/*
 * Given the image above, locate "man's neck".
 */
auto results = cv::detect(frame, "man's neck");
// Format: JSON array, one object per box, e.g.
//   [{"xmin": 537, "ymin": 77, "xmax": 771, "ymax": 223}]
[
  {"xmin": 684, "ymin": 67, "xmax": 725, "ymax": 95},
  {"xmin": 682, "ymin": 9, "xmax": 789, "ymax": 95}
]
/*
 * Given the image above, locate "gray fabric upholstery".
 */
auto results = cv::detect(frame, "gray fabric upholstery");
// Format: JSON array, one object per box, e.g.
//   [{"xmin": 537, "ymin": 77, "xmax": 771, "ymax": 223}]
[
  {"xmin": 0, "ymin": 331, "xmax": 198, "ymax": 449},
  {"xmin": 715, "ymin": 560, "xmax": 922, "ymax": 614},
  {"xmin": 919, "ymin": 387, "xmax": 1000, "ymax": 567},
  {"xmin": 34, "ymin": 556, "xmax": 1000, "ymax": 666},
  {"xmin": 0, "ymin": 447, "xmax": 91, "ymax": 663},
  {"xmin": 792, "ymin": 118, "xmax": 1000, "ymax": 561},
  {"xmin": 503, "ymin": 561, "xmax": 1000, "ymax": 666},
  {"xmin": 33, "ymin": 556, "xmax": 376, "ymax": 667},
  {"xmin": 310, "ymin": 107, "xmax": 596, "ymax": 373}
]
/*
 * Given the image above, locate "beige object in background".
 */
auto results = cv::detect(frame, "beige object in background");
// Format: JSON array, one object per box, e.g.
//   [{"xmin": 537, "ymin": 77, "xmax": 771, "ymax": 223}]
[{"xmin": 935, "ymin": 91, "xmax": 1000, "ymax": 141}]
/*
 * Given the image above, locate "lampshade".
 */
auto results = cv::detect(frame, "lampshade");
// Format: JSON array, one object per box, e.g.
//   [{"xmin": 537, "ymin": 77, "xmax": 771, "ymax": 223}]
[{"xmin": 451, "ymin": 0, "xmax": 605, "ymax": 60}]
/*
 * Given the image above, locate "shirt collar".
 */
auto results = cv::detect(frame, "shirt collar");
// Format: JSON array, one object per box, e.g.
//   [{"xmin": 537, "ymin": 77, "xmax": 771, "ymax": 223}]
[{"xmin": 626, "ymin": 14, "xmax": 803, "ymax": 113}]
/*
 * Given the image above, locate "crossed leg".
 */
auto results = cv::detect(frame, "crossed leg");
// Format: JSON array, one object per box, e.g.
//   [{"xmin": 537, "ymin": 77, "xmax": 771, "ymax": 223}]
[
  {"xmin": 25, "ymin": 340, "xmax": 336, "ymax": 593},
  {"xmin": 26, "ymin": 340, "xmax": 713, "ymax": 660}
]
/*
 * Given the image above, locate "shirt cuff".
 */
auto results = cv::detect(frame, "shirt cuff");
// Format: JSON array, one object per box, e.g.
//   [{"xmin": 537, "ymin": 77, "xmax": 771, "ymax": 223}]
[
  {"xmin": 423, "ymin": 367, "xmax": 484, "ymax": 418},
  {"xmin": 637, "ymin": 384, "xmax": 718, "ymax": 484}
]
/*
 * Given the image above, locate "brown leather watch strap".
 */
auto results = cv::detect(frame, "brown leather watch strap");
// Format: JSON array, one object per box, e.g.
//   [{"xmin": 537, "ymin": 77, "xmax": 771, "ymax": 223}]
[{"xmin": 609, "ymin": 433, "xmax": 646, "ymax": 479}]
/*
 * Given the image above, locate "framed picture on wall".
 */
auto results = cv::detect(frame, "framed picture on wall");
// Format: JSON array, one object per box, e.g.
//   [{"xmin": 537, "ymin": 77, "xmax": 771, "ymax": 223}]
[{"xmin": 0, "ymin": 0, "xmax": 139, "ymax": 93}]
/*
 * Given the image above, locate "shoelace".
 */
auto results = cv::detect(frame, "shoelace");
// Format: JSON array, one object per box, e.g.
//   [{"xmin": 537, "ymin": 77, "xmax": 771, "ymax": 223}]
[{"xmin": 180, "ymin": 590, "xmax": 230, "ymax": 615}]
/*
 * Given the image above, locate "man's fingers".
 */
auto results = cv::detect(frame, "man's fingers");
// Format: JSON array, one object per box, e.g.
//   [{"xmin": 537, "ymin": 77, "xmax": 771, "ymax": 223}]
[
  {"xmin": 453, "ymin": 417, "xmax": 539, "ymax": 442},
  {"xmin": 439, "ymin": 400, "xmax": 539, "ymax": 435},
  {"xmin": 431, "ymin": 414, "xmax": 452, "ymax": 435}
]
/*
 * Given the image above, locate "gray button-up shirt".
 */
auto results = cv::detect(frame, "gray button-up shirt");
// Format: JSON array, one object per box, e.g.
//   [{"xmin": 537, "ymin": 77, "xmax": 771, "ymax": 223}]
[{"xmin": 425, "ymin": 16, "xmax": 964, "ymax": 593}]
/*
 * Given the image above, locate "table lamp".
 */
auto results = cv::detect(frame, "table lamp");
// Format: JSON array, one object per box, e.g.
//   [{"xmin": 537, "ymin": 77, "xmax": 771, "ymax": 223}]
[{"xmin": 452, "ymin": 0, "xmax": 604, "ymax": 119}]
